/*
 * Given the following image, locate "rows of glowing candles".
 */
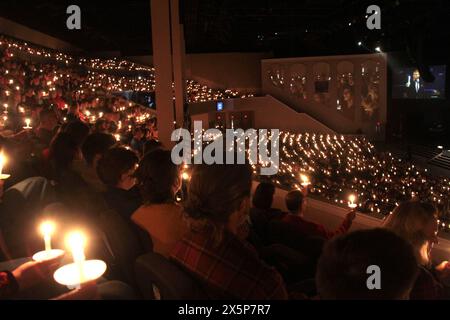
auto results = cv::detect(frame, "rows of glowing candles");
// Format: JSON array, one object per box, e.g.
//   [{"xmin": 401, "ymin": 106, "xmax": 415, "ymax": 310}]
[
  {"xmin": 33, "ymin": 221, "xmax": 106, "ymax": 288},
  {"xmin": 300, "ymin": 173, "xmax": 357, "ymax": 210}
]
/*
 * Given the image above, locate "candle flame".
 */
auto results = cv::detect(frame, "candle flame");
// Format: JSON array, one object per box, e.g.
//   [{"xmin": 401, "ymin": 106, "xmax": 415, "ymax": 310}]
[{"xmin": 40, "ymin": 221, "xmax": 55, "ymax": 237}]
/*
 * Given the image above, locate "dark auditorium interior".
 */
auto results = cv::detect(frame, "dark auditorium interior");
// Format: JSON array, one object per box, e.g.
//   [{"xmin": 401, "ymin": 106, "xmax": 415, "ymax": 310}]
[{"xmin": 0, "ymin": 0, "xmax": 450, "ymax": 304}]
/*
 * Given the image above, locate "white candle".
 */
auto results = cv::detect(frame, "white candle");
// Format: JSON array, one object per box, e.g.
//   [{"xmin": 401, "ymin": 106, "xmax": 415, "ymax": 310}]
[
  {"xmin": 67, "ymin": 232, "xmax": 86, "ymax": 283},
  {"xmin": 348, "ymin": 194, "xmax": 357, "ymax": 208},
  {"xmin": 40, "ymin": 221, "xmax": 55, "ymax": 252},
  {"xmin": 300, "ymin": 173, "xmax": 310, "ymax": 187}
]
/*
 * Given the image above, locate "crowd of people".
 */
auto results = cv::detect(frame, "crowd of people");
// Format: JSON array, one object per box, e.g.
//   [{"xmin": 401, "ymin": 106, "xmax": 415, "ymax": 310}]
[
  {"xmin": 265, "ymin": 131, "xmax": 450, "ymax": 230},
  {"xmin": 0, "ymin": 33, "xmax": 450, "ymax": 300}
]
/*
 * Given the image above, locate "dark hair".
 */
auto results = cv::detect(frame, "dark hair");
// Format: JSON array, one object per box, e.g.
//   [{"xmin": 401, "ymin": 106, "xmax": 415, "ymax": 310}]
[
  {"xmin": 48, "ymin": 132, "xmax": 79, "ymax": 174},
  {"xmin": 82, "ymin": 133, "xmax": 116, "ymax": 165},
  {"xmin": 184, "ymin": 163, "xmax": 252, "ymax": 226},
  {"xmin": 61, "ymin": 120, "xmax": 90, "ymax": 146},
  {"xmin": 252, "ymin": 182, "xmax": 275, "ymax": 210},
  {"xmin": 97, "ymin": 147, "xmax": 139, "ymax": 187},
  {"xmin": 143, "ymin": 139, "xmax": 162, "ymax": 155},
  {"xmin": 39, "ymin": 108, "xmax": 56, "ymax": 123},
  {"xmin": 95, "ymin": 118, "xmax": 108, "ymax": 132},
  {"xmin": 136, "ymin": 149, "xmax": 179, "ymax": 204},
  {"xmin": 285, "ymin": 190, "xmax": 304, "ymax": 213},
  {"xmin": 316, "ymin": 228, "xmax": 418, "ymax": 300}
]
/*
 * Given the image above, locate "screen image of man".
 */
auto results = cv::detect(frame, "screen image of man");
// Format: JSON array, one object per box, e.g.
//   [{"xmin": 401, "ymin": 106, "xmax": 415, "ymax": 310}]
[{"xmin": 404, "ymin": 69, "xmax": 426, "ymax": 98}]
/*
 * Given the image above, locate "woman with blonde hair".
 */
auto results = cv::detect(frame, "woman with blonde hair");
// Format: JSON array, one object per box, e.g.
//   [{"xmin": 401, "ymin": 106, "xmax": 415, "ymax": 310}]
[{"xmin": 383, "ymin": 201, "xmax": 450, "ymax": 299}]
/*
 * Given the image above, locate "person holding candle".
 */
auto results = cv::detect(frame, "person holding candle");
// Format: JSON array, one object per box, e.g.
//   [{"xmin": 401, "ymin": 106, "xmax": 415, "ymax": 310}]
[
  {"xmin": 283, "ymin": 189, "xmax": 356, "ymax": 240},
  {"xmin": 383, "ymin": 201, "xmax": 450, "ymax": 299}
]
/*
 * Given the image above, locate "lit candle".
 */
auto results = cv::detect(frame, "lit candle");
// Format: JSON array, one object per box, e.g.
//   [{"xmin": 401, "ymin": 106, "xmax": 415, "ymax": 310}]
[
  {"xmin": 67, "ymin": 232, "xmax": 86, "ymax": 283},
  {"xmin": 300, "ymin": 173, "xmax": 310, "ymax": 187},
  {"xmin": 181, "ymin": 172, "xmax": 190, "ymax": 181},
  {"xmin": 114, "ymin": 134, "xmax": 121, "ymax": 142},
  {"xmin": 32, "ymin": 221, "xmax": 64, "ymax": 262},
  {"xmin": 41, "ymin": 221, "xmax": 55, "ymax": 252},
  {"xmin": 23, "ymin": 118, "xmax": 32, "ymax": 129},
  {"xmin": 348, "ymin": 194, "xmax": 357, "ymax": 209},
  {"xmin": 0, "ymin": 150, "xmax": 10, "ymax": 180},
  {"xmin": 54, "ymin": 231, "xmax": 106, "ymax": 288}
]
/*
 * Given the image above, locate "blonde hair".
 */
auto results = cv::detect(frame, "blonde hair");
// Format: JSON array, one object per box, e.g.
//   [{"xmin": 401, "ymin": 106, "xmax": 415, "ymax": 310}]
[{"xmin": 383, "ymin": 201, "xmax": 437, "ymax": 266}]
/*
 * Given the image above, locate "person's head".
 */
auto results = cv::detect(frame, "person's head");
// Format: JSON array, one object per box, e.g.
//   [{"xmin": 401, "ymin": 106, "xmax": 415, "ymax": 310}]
[
  {"xmin": 81, "ymin": 133, "xmax": 116, "ymax": 168},
  {"xmin": 252, "ymin": 182, "xmax": 275, "ymax": 210},
  {"xmin": 39, "ymin": 108, "xmax": 58, "ymax": 131},
  {"xmin": 285, "ymin": 189, "xmax": 304, "ymax": 215},
  {"xmin": 184, "ymin": 162, "xmax": 253, "ymax": 239},
  {"xmin": 61, "ymin": 120, "xmax": 90, "ymax": 147},
  {"xmin": 383, "ymin": 201, "xmax": 438, "ymax": 266},
  {"xmin": 133, "ymin": 127, "xmax": 144, "ymax": 140},
  {"xmin": 143, "ymin": 139, "xmax": 162, "ymax": 156},
  {"xmin": 136, "ymin": 149, "xmax": 180, "ymax": 204},
  {"xmin": 343, "ymin": 87, "xmax": 353, "ymax": 101},
  {"xmin": 316, "ymin": 228, "xmax": 418, "ymax": 300},
  {"xmin": 95, "ymin": 118, "xmax": 108, "ymax": 133},
  {"xmin": 412, "ymin": 69, "xmax": 420, "ymax": 81},
  {"xmin": 97, "ymin": 147, "xmax": 139, "ymax": 190},
  {"xmin": 48, "ymin": 132, "xmax": 81, "ymax": 174}
]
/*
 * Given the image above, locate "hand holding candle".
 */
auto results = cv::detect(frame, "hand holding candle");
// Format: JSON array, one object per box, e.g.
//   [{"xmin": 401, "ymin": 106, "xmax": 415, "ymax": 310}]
[{"xmin": 54, "ymin": 231, "xmax": 106, "ymax": 288}]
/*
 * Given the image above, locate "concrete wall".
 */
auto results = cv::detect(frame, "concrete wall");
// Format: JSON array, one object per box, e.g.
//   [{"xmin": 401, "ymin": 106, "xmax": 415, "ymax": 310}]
[
  {"xmin": 189, "ymin": 95, "xmax": 335, "ymax": 134},
  {"xmin": 0, "ymin": 17, "xmax": 82, "ymax": 53},
  {"xmin": 262, "ymin": 54, "xmax": 387, "ymax": 140},
  {"xmin": 128, "ymin": 52, "xmax": 272, "ymax": 92}
]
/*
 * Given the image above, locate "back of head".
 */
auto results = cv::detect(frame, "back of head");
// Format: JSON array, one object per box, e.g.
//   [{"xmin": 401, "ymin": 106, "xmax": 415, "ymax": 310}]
[
  {"xmin": 252, "ymin": 182, "xmax": 275, "ymax": 210},
  {"xmin": 184, "ymin": 163, "xmax": 253, "ymax": 226},
  {"xmin": 82, "ymin": 133, "xmax": 116, "ymax": 166},
  {"xmin": 383, "ymin": 201, "xmax": 437, "ymax": 265},
  {"xmin": 39, "ymin": 108, "xmax": 57, "ymax": 126},
  {"xmin": 143, "ymin": 139, "xmax": 162, "ymax": 156},
  {"xmin": 316, "ymin": 228, "xmax": 418, "ymax": 300},
  {"xmin": 136, "ymin": 149, "xmax": 179, "ymax": 204},
  {"xmin": 49, "ymin": 132, "xmax": 79, "ymax": 174},
  {"xmin": 285, "ymin": 189, "xmax": 304, "ymax": 214},
  {"xmin": 97, "ymin": 147, "xmax": 139, "ymax": 187}
]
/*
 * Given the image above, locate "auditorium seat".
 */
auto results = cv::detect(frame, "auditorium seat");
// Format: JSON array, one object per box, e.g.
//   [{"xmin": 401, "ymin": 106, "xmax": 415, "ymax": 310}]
[
  {"xmin": 134, "ymin": 252, "xmax": 206, "ymax": 300},
  {"xmin": 98, "ymin": 207, "xmax": 152, "ymax": 290}
]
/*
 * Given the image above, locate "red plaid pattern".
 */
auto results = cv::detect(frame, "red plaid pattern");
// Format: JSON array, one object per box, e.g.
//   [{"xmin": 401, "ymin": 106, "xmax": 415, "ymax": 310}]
[{"xmin": 170, "ymin": 226, "xmax": 288, "ymax": 300}]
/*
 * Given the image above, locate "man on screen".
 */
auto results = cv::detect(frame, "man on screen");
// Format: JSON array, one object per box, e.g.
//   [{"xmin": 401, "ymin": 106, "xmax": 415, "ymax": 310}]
[{"xmin": 405, "ymin": 69, "xmax": 426, "ymax": 98}]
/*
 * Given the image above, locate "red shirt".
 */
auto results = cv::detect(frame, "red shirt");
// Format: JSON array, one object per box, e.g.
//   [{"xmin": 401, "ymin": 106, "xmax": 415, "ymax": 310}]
[
  {"xmin": 281, "ymin": 213, "xmax": 352, "ymax": 240},
  {"xmin": 170, "ymin": 225, "xmax": 288, "ymax": 300}
]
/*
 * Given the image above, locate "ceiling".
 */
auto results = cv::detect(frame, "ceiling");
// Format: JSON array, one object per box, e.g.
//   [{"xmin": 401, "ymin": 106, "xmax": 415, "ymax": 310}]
[{"xmin": 0, "ymin": 0, "xmax": 449, "ymax": 61}]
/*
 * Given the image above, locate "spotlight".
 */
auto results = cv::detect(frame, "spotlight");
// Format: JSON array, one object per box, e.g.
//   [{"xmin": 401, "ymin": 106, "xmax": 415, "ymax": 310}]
[
  {"xmin": 348, "ymin": 22, "xmax": 352, "ymax": 26},
  {"xmin": 357, "ymin": 41, "xmax": 362, "ymax": 46},
  {"xmin": 437, "ymin": 146, "xmax": 443, "ymax": 149},
  {"xmin": 375, "ymin": 46, "xmax": 382, "ymax": 52}
]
